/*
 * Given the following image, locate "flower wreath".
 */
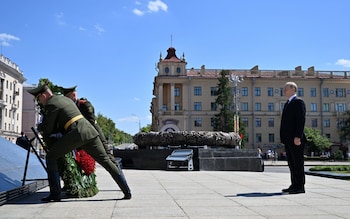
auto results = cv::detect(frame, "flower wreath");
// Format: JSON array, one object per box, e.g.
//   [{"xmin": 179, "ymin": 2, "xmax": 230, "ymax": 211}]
[{"xmin": 75, "ymin": 149, "xmax": 96, "ymax": 175}]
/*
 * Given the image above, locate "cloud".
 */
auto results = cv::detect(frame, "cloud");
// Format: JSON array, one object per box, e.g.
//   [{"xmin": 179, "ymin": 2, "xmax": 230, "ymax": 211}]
[
  {"xmin": 148, "ymin": 0, "xmax": 168, "ymax": 12},
  {"xmin": 79, "ymin": 26, "xmax": 87, "ymax": 31},
  {"xmin": 0, "ymin": 33, "xmax": 20, "ymax": 47},
  {"xmin": 94, "ymin": 24, "xmax": 105, "ymax": 34},
  {"xmin": 133, "ymin": 0, "xmax": 168, "ymax": 16},
  {"xmin": 133, "ymin": 8, "xmax": 145, "ymax": 16},
  {"xmin": 55, "ymin": 12, "xmax": 66, "ymax": 25},
  {"xmin": 335, "ymin": 59, "xmax": 350, "ymax": 68}
]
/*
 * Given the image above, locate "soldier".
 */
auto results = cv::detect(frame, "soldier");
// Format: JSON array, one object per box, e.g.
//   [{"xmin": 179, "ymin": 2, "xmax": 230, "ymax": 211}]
[
  {"xmin": 61, "ymin": 85, "xmax": 128, "ymax": 183},
  {"xmin": 28, "ymin": 84, "xmax": 131, "ymax": 202}
]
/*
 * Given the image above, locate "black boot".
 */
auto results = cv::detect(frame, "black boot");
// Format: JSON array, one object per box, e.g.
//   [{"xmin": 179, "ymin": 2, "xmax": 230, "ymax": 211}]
[
  {"xmin": 42, "ymin": 170, "xmax": 62, "ymax": 202},
  {"xmin": 114, "ymin": 172, "xmax": 131, "ymax": 200}
]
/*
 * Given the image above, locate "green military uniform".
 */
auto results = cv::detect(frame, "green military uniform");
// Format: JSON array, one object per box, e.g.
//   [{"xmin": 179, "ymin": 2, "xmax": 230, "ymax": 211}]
[
  {"xmin": 62, "ymin": 86, "xmax": 122, "ymax": 166},
  {"xmin": 28, "ymin": 85, "xmax": 131, "ymax": 202}
]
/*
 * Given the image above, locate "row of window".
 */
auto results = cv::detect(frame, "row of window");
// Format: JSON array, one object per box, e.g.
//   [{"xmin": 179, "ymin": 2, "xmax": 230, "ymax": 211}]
[
  {"xmin": 180, "ymin": 86, "xmax": 349, "ymax": 98},
  {"xmin": 192, "ymin": 117, "xmax": 341, "ymax": 129},
  {"xmin": 164, "ymin": 101, "xmax": 347, "ymax": 113}
]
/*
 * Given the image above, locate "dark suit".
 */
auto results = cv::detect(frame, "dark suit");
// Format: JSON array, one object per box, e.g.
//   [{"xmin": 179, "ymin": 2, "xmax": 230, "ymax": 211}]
[
  {"xmin": 280, "ymin": 96, "xmax": 306, "ymax": 190},
  {"xmin": 39, "ymin": 95, "xmax": 130, "ymax": 198}
]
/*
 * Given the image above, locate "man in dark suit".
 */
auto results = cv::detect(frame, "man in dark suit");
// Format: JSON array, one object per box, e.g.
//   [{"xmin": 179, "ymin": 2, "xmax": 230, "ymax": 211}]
[
  {"xmin": 28, "ymin": 84, "xmax": 131, "ymax": 202},
  {"xmin": 280, "ymin": 81, "xmax": 306, "ymax": 194}
]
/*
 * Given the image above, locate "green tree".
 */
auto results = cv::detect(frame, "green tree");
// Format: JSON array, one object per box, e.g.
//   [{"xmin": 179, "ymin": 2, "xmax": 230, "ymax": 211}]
[
  {"xmin": 140, "ymin": 124, "xmax": 152, "ymax": 133},
  {"xmin": 213, "ymin": 70, "xmax": 234, "ymax": 132},
  {"xmin": 339, "ymin": 110, "xmax": 350, "ymax": 142},
  {"xmin": 96, "ymin": 113, "xmax": 133, "ymax": 144},
  {"xmin": 304, "ymin": 127, "xmax": 332, "ymax": 155}
]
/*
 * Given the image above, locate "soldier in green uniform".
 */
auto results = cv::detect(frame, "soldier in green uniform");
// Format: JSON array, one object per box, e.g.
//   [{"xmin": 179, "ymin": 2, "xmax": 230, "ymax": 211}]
[
  {"xmin": 61, "ymin": 85, "xmax": 129, "ymax": 189},
  {"xmin": 28, "ymin": 84, "xmax": 131, "ymax": 202},
  {"xmin": 61, "ymin": 86, "xmax": 116, "ymax": 163}
]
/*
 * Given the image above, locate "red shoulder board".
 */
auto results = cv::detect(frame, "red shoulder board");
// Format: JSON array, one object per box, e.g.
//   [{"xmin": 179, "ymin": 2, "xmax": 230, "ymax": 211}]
[{"xmin": 77, "ymin": 98, "xmax": 87, "ymax": 107}]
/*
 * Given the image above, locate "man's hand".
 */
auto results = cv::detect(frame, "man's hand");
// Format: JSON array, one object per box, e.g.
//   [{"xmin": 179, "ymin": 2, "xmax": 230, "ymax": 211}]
[{"xmin": 294, "ymin": 137, "xmax": 301, "ymax": 146}]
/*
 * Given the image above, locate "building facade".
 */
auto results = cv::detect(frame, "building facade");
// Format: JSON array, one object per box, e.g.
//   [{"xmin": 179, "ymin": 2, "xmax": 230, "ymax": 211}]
[
  {"xmin": 151, "ymin": 47, "xmax": 350, "ymax": 150},
  {"xmin": 0, "ymin": 55, "xmax": 26, "ymax": 143}
]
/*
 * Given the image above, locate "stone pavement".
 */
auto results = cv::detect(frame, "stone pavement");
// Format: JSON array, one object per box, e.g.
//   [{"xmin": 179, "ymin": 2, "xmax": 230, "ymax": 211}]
[{"xmin": 1, "ymin": 161, "xmax": 350, "ymax": 219}]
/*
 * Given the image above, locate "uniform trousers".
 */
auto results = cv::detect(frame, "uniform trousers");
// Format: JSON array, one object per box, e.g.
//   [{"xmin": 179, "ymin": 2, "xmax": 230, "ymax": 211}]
[{"xmin": 45, "ymin": 121, "xmax": 130, "ymax": 197}]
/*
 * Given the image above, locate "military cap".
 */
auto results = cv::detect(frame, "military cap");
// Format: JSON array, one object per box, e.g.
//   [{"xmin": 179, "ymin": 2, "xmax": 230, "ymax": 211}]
[
  {"xmin": 27, "ymin": 84, "xmax": 49, "ymax": 97},
  {"xmin": 62, "ymin": 85, "xmax": 77, "ymax": 96}
]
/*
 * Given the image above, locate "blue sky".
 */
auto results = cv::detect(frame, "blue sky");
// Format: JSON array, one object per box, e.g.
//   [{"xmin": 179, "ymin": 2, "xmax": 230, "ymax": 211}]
[{"xmin": 1, "ymin": 0, "xmax": 350, "ymax": 135}]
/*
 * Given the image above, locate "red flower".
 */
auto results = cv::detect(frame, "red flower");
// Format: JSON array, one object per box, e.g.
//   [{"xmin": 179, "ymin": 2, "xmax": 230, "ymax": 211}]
[{"xmin": 75, "ymin": 149, "xmax": 95, "ymax": 175}]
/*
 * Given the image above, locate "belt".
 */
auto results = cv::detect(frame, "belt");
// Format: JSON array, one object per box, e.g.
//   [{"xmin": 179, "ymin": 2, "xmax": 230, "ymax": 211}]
[{"xmin": 64, "ymin": 115, "xmax": 84, "ymax": 130}]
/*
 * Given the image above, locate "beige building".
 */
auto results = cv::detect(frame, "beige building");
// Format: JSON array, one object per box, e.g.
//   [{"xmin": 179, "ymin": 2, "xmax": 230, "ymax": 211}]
[
  {"xmin": 151, "ymin": 47, "xmax": 350, "ymax": 150},
  {"xmin": 0, "ymin": 55, "xmax": 26, "ymax": 143}
]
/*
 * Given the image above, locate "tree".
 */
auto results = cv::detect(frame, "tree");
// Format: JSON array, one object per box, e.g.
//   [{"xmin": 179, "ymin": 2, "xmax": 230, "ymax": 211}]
[
  {"xmin": 304, "ymin": 127, "xmax": 332, "ymax": 155},
  {"xmin": 96, "ymin": 113, "xmax": 133, "ymax": 144},
  {"xmin": 140, "ymin": 124, "xmax": 152, "ymax": 133},
  {"xmin": 213, "ymin": 70, "xmax": 235, "ymax": 132},
  {"xmin": 339, "ymin": 110, "xmax": 350, "ymax": 142}
]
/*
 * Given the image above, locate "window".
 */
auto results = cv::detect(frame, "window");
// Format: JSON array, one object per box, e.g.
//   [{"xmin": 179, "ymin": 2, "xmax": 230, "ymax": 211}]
[
  {"xmin": 311, "ymin": 103, "xmax": 317, "ymax": 112},
  {"xmin": 323, "ymin": 103, "xmax": 329, "ymax": 112},
  {"xmin": 162, "ymin": 104, "xmax": 167, "ymax": 111},
  {"xmin": 254, "ymin": 87, "xmax": 261, "ymax": 96},
  {"xmin": 298, "ymin": 88, "xmax": 304, "ymax": 97},
  {"xmin": 311, "ymin": 118, "xmax": 317, "ymax": 128},
  {"xmin": 210, "ymin": 87, "xmax": 217, "ymax": 96},
  {"xmin": 211, "ymin": 102, "xmax": 217, "ymax": 111},
  {"xmin": 241, "ymin": 102, "xmax": 248, "ymax": 111},
  {"xmin": 211, "ymin": 118, "xmax": 215, "ymax": 127},
  {"xmin": 194, "ymin": 86, "xmax": 202, "ymax": 96},
  {"xmin": 268, "ymin": 103, "xmax": 274, "ymax": 112},
  {"xmin": 194, "ymin": 118, "xmax": 202, "ymax": 127},
  {"xmin": 255, "ymin": 103, "xmax": 261, "ymax": 111},
  {"xmin": 323, "ymin": 119, "xmax": 330, "ymax": 127},
  {"xmin": 241, "ymin": 87, "xmax": 248, "ymax": 96},
  {"xmin": 267, "ymin": 87, "xmax": 274, "ymax": 96},
  {"xmin": 176, "ymin": 67, "xmax": 181, "ymax": 74},
  {"xmin": 336, "ymin": 103, "xmax": 346, "ymax": 112},
  {"xmin": 242, "ymin": 117, "xmax": 248, "ymax": 127},
  {"xmin": 310, "ymin": 88, "xmax": 316, "ymax": 97},
  {"xmin": 255, "ymin": 118, "xmax": 261, "ymax": 127},
  {"xmin": 194, "ymin": 102, "xmax": 202, "ymax": 111},
  {"xmin": 323, "ymin": 88, "xmax": 329, "ymax": 97},
  {"xmin": 174, "ymin": 103, "xmax": 180, "ymax": 111},
  {"xmin": 165, "ymin": 67, "xmax": 169, "ymax": 74},
  {"xmin": 337, "ymin": 118, "xmax": 346, "ymax": 129},
  {"xmin": 174, "ymin": 87, "xmax": 180, "ymax": 97},
  {"xmin": 336, "ymin": 88, "xmax": 346, "ymax": 97},
  {"xmin": 268, "ymin": 118, "xmax": 274, "ymax": 127},
  {"xmin": 256, "ymin": 133, "xmax": 262, "ymax": 143},
  {"xmin": 269, "ymin": 133, "xmax": 275, "ymax": 143}
]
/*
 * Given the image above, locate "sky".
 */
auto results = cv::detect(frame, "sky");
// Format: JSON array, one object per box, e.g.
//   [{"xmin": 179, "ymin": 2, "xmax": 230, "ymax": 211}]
[{"xmin": 1, "ymin": 0, "xmax": 350, "ymax": 135}]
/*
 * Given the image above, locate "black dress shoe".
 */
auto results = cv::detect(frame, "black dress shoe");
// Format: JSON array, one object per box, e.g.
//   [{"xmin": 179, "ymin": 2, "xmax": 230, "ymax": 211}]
[
  {"xmin": 288, "ymin": 188, "xmax": 305, "ymax": 194},
  {"xmin": 122, "ymin": 193, "xmax": 132, "ymax": 200},
  {"xmin": 41, "ymin": 195, "xmax": 61, "ymax": 202}
]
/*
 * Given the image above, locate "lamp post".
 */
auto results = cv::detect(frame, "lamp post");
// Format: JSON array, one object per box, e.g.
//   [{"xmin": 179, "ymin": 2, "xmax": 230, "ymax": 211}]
[
  {"xmin": 229, "ymin": 74, "xmax": 243, "ymax": 134},
  {"xmin": 132, "ymin": 114, "xmax": 141, "ymax": 132}
]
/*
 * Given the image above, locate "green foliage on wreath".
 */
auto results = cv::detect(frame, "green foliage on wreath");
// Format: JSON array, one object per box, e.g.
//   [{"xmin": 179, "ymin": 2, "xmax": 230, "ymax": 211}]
[{"xmin": 58, "ymin": 152, "xmax": 98, "ymax": 198}]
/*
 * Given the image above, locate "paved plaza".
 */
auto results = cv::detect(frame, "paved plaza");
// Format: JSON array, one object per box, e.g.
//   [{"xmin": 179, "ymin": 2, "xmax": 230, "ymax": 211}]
[{"xmin": 1, "ymin": 162, "xmax": 350, "ymax": 218}]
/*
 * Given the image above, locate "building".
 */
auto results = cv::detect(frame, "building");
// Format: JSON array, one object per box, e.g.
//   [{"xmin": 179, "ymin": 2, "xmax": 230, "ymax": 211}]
[
  {"xmin": 151, "ymin": 47, "xmax": 350, "ymax": 150},
  {"xmin": 0, "ymin": 55, "xmax": 26, "ymax": 142}
]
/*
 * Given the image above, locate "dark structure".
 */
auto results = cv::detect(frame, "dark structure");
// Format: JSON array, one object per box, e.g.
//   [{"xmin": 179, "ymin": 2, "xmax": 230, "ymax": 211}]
[
  {"xmin": 133, "ymin": 131, "xmax": 240, "ymax": 148},
  {"xmin": 115, "ymin": 131, "xmax": 263, "ymax": 172}
]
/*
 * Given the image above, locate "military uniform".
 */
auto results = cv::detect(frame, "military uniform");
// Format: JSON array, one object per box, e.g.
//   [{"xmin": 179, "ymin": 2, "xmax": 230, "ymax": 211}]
[
  {"xmin": 28, "ymin": 85, "xmax": 131, "ymax": 202},
  {"xmin": 62, "ymin": 86, "xmax": 121, "ymax": 166}
]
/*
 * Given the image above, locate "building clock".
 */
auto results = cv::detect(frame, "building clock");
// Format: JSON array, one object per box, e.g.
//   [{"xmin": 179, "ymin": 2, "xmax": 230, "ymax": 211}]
[{"xmin": 165, "ymin": 67, "xmax": 169, "ymax": 74}]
